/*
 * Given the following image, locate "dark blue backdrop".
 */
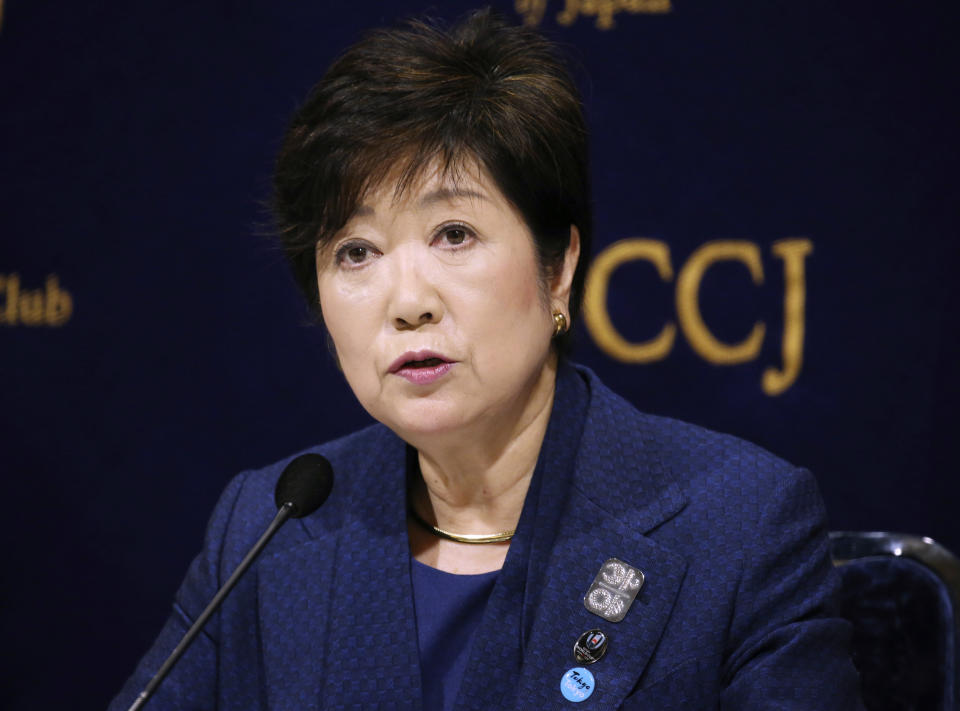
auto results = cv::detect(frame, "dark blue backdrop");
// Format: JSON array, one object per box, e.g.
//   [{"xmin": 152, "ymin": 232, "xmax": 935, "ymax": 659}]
[{"xmin": 1, "ymin": 0, "xmax": 957, "ymax": 708}]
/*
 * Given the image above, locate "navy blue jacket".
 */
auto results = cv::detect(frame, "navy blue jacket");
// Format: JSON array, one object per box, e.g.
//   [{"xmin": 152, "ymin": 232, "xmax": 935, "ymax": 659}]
[{"xmin": 110, "ymin": 364, "xmax": 863, "ymax": 709}]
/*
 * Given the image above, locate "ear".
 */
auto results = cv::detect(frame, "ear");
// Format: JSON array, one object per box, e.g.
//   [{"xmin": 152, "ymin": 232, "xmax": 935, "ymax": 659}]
[{"xmin": 550, "ymin": 225, "xmax": 581, "ymax": 313}]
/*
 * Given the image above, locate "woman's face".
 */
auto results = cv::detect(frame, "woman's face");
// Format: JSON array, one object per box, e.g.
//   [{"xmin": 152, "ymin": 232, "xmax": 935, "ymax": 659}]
[{"xmin": 316, "ymin": 163, "xmax": 576, "ymax": 444}]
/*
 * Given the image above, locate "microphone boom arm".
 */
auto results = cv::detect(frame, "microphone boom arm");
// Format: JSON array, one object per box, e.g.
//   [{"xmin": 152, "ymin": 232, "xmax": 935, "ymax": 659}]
[{"xmin": 127, "ymin": 502, "xmax": 295, "ymax": 711}]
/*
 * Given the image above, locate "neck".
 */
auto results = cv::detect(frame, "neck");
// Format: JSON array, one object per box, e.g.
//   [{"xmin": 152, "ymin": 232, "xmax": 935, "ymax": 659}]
[{"xmin": 407, "ymin": 357, "xmax": 558, "ymax": 572}]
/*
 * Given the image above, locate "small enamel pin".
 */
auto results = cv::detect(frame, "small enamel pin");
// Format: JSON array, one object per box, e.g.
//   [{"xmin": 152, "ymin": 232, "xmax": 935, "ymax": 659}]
[
  {"xmin": 560, "ymin": 667, "xmax": 595, "ymax": 702},
  {"xmin": 574, "ymin": 629, "xmax": 608, "ymax": 664},
  {"xmin": 583, "ymin": 558, "xmax": 644, "ymax": 622}
]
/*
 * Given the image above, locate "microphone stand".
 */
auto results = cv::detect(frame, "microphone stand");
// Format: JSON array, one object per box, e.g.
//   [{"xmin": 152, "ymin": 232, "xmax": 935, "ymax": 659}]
[{"xmin": 127, "ymin": 502, "xmax": 294, "ymax": 711}]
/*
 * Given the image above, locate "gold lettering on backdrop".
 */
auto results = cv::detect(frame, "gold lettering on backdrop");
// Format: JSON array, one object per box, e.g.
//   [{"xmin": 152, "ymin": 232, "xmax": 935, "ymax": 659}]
[
  {"xmin": 0, "ymin": 273, "xmax": 74, "ymax": 327},
  {"xmin": 515, "ymin": 0, "xmax": 548, "ymax": 26},
  {"xmin": 0, "ymin": 273, "xmax": 15, "ymax": 323},
  {"xmin": 762, "ymin": 239, "xmax": 813, "ymax": 396},
  {"xmin": 676, "ymin": 240, "xmax": 765, "ymax": 364},
  {"xmin": 584, "ymin": 238, "xmax": 813, "ymax": 395},
  {"xmin": 517, "ymin": 0, "xmax": 670, "ymax": 28},
  {"xmin": 18, "ymin": 287, "xmax": 45, "ymax": 325},
  {"xmin": 583, "ymin": 238, "xmax": 676, "ymax": 362}
]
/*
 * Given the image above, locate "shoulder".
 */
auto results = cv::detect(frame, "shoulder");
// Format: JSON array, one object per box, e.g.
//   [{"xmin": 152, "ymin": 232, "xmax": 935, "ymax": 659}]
[
  {"xmin": 199, "ymin": 423, "xmax": 402, "ymax": 569},
  {"xmin": 565, "ymin": 366, "xmax": 857, "ymax": 702},
  {"xmin": 573, "ymin": 364, "xmax": 819, "ymax": 533},
  {"xmin": 226, "ymin": 423, "xmax": 397, "ymax": 506},
  {"xmin": 171, "ymin": 421, "xmax": 405, "ymax": 620}
]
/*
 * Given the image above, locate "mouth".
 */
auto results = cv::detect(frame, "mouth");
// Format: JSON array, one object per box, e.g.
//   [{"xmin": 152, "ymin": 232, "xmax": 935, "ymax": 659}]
[{"xmin": 388, "ymin": 350, "xmax": 454, "ymax": 374}]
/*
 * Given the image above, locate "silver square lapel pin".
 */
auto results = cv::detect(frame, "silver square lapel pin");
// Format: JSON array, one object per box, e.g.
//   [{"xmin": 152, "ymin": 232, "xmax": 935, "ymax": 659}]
[{"xmin": 583, "ymin": 558, "xmax": 645, "ymax": 622}]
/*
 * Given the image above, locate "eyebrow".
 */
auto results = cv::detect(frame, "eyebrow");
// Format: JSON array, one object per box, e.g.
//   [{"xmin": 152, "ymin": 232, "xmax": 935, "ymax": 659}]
[
  {"xmin": 417, "ymin": 187, "xmax": 489, "ymax": 207},
  {"xmin": 352, "ymin": 187, "xmax": 489, "ymax": 218}
]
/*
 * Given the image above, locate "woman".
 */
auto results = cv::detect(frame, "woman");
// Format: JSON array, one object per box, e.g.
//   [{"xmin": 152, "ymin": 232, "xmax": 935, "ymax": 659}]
[{"xmin": 111, "ymin": 10, "xmax": 863, "ymax": 710}]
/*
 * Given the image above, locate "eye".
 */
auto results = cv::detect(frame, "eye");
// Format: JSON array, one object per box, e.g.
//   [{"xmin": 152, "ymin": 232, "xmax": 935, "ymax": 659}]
[
  {"xmin": 444, "ymin": 228, "xmax": 467, "ymax": 245},
  {"xmin": 346, "ymin": 245, "xmax": 368, "ymax": 262},
  {"xmin": 434, "ymin": 224, "xmax": 475, "ymax": 249},
  {"xmin": 333, "ymin": 240, "xmax": 378, "ymax": 268}
]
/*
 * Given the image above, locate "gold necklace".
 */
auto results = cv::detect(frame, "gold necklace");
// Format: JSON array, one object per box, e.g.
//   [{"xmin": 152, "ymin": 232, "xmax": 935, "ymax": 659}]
[{"xmin": 408, "ymin": 505, "xmax": 515, "ymax": 544}]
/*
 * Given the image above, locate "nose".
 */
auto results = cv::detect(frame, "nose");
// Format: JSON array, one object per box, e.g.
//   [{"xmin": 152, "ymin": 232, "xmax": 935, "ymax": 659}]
[{"xmin": 388, "ymin": 248, "xmax": 443, "ymax": 331}]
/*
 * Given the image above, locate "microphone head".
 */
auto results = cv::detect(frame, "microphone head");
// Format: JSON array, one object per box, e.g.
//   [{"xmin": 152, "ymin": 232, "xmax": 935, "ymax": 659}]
[{"xmin": 274, "ymin": 453, "xmax": 334, "ymax": 518}]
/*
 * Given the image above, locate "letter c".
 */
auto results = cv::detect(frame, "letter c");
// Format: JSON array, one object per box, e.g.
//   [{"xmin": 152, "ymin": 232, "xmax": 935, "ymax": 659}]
[
  {"xmin": 583, "ymin": 239, "xmax": 676, "ymax": 363},
  {"xmin": 675, "ymin": 240, "xmax": 765, "ymax": 364}
]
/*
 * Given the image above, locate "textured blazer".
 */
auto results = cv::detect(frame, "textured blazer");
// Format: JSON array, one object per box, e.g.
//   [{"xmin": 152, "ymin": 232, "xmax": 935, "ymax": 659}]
[{"xmin": 110, "ymin": 364, "xmax": 863, "ymax": 710}]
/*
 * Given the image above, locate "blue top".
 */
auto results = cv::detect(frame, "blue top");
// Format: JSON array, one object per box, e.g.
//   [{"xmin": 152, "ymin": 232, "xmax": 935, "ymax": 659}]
[{"xmin": 410, "ymin": 559, "xmax": 499, "ymax": 711}]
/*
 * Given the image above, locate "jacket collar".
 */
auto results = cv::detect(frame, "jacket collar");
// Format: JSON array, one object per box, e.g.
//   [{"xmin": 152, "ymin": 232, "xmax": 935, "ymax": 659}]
[
  {"xmin": 507, "ymin": 363, "xmax": 689, "ymax": 709},
  {"xmin": 257, "ymin": 430, "xmax": 421, "ymax": 710}
]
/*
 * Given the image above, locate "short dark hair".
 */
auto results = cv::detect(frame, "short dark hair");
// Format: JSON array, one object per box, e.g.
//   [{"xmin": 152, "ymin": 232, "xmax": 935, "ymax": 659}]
[{"xmin": 273, "ymin": 8, "xmax": 592, "ymax": 349}]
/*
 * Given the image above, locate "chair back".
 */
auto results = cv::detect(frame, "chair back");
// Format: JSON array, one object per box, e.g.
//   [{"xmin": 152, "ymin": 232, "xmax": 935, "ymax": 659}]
[{"xmin": 831, "ymin": 531, "xmax": 960, "ymax": 711}]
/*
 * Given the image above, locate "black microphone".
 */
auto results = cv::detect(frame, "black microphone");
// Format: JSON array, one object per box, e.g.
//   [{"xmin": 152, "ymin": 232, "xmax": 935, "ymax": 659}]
[{"xmin": 127, "ymin": 453, "xmax": 334, "ymax": 711}]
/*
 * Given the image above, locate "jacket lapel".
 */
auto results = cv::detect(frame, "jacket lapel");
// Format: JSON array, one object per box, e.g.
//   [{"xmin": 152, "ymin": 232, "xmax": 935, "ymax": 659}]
[
  {"xmin": 513, "ymin": 495, "xmax": 687, "ymax": 708},
  {"xmin": 257, "ymin": 431, "xmax": 423, "ymax": 711},
  {"xmin": 257, "ymin": 536, "xmax": 339, "ymax": 711},
  {"xmin": 512, "ymin": 366, "xmax": 690, "ymax": 709}
]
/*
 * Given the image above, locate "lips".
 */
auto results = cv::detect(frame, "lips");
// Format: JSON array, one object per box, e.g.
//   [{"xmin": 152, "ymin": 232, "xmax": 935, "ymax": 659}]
[
  {"xmin": 388, "ymin": 350, "xmax": 453, "ymax": 373},
  {"xmin": 388, "ymin": 350, "xmax": 456, "ymax": 385}
]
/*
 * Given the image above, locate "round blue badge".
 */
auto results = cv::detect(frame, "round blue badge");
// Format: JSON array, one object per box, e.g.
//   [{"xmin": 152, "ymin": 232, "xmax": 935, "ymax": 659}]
[{"xmin": 560, "ymin": 666, "xmax": 595, "ymax": 702}]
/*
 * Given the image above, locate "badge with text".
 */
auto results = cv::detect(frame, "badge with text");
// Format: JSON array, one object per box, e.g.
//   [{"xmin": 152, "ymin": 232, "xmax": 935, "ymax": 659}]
[
  {"xmin": 560, "ymin": 667, "xmax": 595, "ymax": 702},
  {"xmin": 574, "ymin": 629, "xmax": 608, "ymax": 664},
  {"xmin": 583, "ymin": 558, "xmax": 644, "ymax": 622}
]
